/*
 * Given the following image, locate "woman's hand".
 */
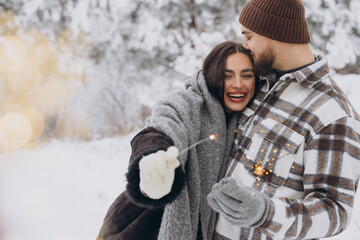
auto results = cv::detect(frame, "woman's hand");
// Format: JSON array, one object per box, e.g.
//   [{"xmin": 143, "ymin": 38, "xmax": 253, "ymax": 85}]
[{"xmin": 139, "ymin": 146, "xmax": 180, "ymax": 199}]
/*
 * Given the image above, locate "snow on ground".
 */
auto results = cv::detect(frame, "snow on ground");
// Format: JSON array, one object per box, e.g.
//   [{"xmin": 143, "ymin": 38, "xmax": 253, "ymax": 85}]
[
  {"xmin": 0, "ymin": 133, "xmax": 135, "ymax": 240},
  {"xmin": 0, "ymin": 75, "xmax": 359, "ymax": 240}
]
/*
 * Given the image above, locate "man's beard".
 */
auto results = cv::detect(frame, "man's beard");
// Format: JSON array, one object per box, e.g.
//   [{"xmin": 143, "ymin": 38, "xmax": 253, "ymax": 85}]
[{"xmin": 253, "ymin": 44, "xmax": 276, "ymax": 76}]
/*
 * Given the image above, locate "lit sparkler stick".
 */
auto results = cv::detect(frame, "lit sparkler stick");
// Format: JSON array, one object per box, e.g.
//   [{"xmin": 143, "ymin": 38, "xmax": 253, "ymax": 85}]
[
  {"xmin": 179, "ymin": 134, "xmax": 218, "ymax": 156},
  {"xmin": 355, "ymin": 219, "xmax": 360, "ymax": 233}
]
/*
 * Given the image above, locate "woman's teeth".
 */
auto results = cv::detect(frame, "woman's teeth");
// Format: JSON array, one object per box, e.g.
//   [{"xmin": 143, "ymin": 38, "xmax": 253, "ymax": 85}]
[{"xmin": 228, "ymin": 93, "xmax": 245, "ymax": 98}]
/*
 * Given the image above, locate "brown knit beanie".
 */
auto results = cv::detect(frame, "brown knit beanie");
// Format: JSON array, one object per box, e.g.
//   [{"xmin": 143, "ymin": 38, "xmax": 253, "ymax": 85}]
[{"xmin": 239, "ymin": 0, "xmax": 310, "ymax": 44}]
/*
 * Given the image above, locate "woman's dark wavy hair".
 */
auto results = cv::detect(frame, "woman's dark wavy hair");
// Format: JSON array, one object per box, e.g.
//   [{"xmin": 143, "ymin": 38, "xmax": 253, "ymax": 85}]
[{"xmin": 202, "ymin": 41, "xmax": 259, "ymax": 107}]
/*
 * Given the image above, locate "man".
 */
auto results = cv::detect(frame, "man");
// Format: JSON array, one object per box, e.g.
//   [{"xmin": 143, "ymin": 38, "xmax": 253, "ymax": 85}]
[{"xmin": 207, "ymin": 0, "xmax": 360, "ymax": 239}]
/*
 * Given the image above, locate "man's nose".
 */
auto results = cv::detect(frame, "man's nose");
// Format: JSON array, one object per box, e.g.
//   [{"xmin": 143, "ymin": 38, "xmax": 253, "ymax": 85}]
[{"xmin": 242, "ymin": 41, "xmax": 249, "ymax": 49}]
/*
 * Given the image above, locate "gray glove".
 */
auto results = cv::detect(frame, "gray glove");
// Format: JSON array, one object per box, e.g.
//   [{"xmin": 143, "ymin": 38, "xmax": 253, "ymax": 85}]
[{"xmin": 207, "ymin": 177, "xmax": 270, "ymax": 227}]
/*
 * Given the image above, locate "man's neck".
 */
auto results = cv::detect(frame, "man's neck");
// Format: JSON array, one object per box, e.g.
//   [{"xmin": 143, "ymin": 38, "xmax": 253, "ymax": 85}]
[{"xmin": 273, "ymin": 43, "xmax": 315, "ymax": 71}]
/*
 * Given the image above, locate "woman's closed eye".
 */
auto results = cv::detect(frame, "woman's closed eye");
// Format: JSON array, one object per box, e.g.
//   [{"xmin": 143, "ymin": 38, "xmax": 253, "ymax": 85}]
[
  {"xmin": 242, "ymin": 74, "xmax": 254, "ymax": 79},
  {"xmin": 224, "ymin": 74, "xmax": 233, "ymax": 80}
]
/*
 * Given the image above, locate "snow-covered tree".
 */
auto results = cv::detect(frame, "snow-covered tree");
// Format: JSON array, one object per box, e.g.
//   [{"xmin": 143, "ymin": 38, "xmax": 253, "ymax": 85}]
[{"xmin": 0, "ymin": 0, "xmax": 359, "ymax": 143}]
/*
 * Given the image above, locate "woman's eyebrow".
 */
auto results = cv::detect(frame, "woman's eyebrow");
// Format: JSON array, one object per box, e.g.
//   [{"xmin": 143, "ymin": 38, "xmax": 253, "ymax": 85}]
[
  {"xmin": 241, "ymin": 69, "xmax": 254, "ymax": 73},
  {"xmin": 225, "ymin": 69, "xmax": 254, "ymax": 73}
]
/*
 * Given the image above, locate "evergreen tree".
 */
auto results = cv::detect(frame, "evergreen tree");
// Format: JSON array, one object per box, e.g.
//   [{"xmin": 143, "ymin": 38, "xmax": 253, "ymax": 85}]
[{"xmin": 0, "ymin": 0, "xmax": 359, "ymax": 139}]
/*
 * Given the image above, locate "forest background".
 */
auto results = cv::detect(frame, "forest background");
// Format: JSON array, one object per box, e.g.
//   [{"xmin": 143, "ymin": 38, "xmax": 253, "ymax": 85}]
[{"xmin": 0, "ymin": 0, "xmax": 359, "ymax": 141}]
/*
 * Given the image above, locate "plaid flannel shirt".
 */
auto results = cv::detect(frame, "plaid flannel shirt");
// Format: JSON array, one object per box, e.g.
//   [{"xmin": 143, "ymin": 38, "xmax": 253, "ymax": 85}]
[{"xmin": 214, "ymin": 55, "xmax": 360, "ymax": 240}]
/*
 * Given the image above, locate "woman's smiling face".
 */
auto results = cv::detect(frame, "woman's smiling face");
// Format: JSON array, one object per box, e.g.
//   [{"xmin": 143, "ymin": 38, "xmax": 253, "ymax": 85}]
[{"xmin": 223, "ymin": 52, "xmax": 256, "ymax": 113}]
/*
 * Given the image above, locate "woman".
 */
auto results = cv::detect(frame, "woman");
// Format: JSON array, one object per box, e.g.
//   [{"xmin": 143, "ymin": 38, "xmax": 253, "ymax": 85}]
[{"xmin": 98, "ymin": 41, "xmax": 258, "ymax": 240}]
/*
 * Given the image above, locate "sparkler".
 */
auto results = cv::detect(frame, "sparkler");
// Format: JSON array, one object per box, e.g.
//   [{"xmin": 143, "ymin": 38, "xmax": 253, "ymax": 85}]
[
  {"xmin": 179, "ymin": 134, "xmax": 218, "ymax": 156},
  {"xmin": 355, "ymin": 219, "xmax": 360, "ymax": 233}
]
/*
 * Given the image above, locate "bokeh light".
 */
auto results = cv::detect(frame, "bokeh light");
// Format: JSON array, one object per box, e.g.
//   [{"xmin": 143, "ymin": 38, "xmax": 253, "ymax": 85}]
[
  {"xmin": 0, "ymin": 36, "xmax": 29, "ymax": 73},
  {"xmin": 0, "ymin": 130, "xmax": 7, "ymax": 153},
  {"xmin": 31, "ymin": 80, "xmax": 70, "ymax": 117},
  {"xmin": 2, "ymin": 62, "xmax": 40, "ymax": 95},
  {"xmin": 20, "ymin": 108, "xmax": 45, "ymax": 141},
  {"xmin": 0, "ymin": 112, "xmax": 33, "ymax": 151},
  {"xmin": 0, "ymin": 10, "xmax": 92, "ymax": 152},
  {"xmin": 24, "ymin": 30, "xmax": 59, "ymax": 77}
]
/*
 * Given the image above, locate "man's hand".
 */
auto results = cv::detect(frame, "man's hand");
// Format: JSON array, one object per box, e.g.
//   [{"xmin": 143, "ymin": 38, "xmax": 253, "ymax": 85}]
[
  {"xmin": 139, "ymin": 146, "xmax": 180, "ymax": 199},
  {"xmin": 207, "ymin": 177, "xmax": 270, "ymax": 227}
]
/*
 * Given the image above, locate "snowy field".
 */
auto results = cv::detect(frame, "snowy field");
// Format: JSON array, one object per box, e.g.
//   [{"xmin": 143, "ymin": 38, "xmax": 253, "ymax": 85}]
[{"xmin": 0, "ymin": 74, "xmax": 359, "ymax": 240}]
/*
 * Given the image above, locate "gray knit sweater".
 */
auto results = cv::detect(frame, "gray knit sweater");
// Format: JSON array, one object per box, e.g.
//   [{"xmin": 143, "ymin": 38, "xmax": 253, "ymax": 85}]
[{"xmin": 128, "ymin": 72, "xmax": 239, "ymax": 240}]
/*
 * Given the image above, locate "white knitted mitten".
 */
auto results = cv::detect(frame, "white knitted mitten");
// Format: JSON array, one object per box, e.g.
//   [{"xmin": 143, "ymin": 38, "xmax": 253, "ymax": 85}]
[{"xmin": 139, "ymin": 146, "xmax": 180, "ymax": 199}]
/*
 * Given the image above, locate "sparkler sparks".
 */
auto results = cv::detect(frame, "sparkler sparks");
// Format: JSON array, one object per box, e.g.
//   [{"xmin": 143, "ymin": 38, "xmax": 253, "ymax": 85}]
[
  {"xmin": 254, "ymin": 165, "xmax": 265, "ymax": 176},
  {"xmin": 179, "ymin": 134, "xmax": 218, "ymax": 156}
]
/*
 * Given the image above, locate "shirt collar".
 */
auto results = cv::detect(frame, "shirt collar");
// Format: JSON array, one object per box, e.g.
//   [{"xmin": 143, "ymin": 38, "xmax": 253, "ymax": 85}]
[
  {"xmin": 260, "ymin": 73, "xmax": 277, "ymax": 92},
  {"xmin": 276, "ymin": 58, "xmax": 317, "ymax": 79},
  {"xmin": 260, "ymin": 55, "xmax": 329, "ymax": 89},
  {"xmin": 282, "ymin": 55, "xmax": 329, "ymax": 88}
]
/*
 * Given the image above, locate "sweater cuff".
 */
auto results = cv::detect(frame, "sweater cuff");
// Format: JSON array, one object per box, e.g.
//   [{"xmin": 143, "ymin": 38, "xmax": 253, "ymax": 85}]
[{"xmin": 125, "ymin": 147, "xmax": 185, "ymax": 208}]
